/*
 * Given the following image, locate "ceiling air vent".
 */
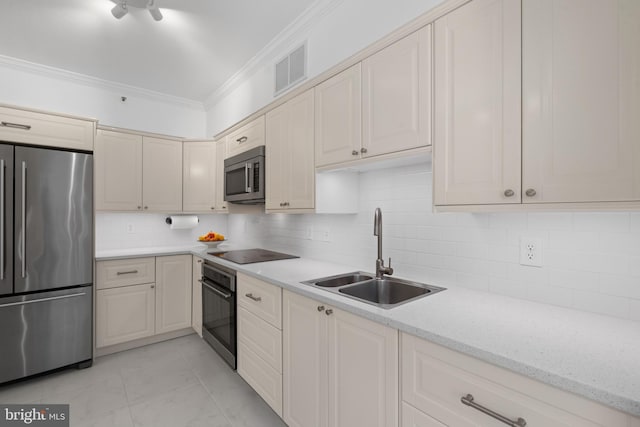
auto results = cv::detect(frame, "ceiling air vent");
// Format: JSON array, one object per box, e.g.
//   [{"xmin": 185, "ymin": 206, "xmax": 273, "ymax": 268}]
[{"xmin": 274, "ymin": 43, "xmax": 307, "ymax": 96}]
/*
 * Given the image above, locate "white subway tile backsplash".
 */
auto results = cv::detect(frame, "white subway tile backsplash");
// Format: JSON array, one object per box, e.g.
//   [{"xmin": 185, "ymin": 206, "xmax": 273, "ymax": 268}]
[{"xmin": 97, "ymin": 163, "xmax": 640, "ymax": 323}]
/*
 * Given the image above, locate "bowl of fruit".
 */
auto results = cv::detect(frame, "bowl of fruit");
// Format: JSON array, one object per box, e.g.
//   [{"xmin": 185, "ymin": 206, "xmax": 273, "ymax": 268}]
[{"xmin": 197, "ymin": 231, "xmax": 226, "ymax": 248}]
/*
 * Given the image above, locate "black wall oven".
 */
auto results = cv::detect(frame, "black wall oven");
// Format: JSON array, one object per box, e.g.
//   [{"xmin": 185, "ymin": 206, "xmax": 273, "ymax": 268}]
[{"xmin": 201, "ymin": 261, "xmax": 237, "ymax": 369}]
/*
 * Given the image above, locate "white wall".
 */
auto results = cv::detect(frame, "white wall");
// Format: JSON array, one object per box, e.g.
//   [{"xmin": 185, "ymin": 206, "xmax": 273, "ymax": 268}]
[
  {"xmin": 0, "ymin": 60, "xmax": 206, "ymax": 138},
  {"xmin": 205, "ymin": 0, "xmax": 445, "ymax": 136},
  {"xmin": 96, "ymin": 213, "xmax": 228, "ymax": 251},
  {"xmin": 226, "ymin": 163, "xmax": 640, "ymax": 323}
]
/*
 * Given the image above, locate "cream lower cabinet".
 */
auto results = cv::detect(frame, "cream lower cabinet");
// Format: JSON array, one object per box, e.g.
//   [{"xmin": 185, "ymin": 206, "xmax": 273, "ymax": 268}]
[
  {"xmin": 192, "ymin": 256, "xmax": 203, "ymax": 337},
  {"xmin": 401, "ymin": 333, "xmax": 631, "ymax": 427},
  {"xmin": 266, "ymin": 89, "xmax": 315, "ymax": 212},
  {"xmin": 96, "ymin": 255, "xmax": 192, "ymax": 348},
  {"xmin": 237, "ymin": 273, "xmax": 283, "ymax": 416},
  {"xmin": 283, "ymin": 290, "xmax": 398, "ymax": 427},
  {"xmin": 95, "ymin": 129, "xmax": 182, "ymax": 212}
]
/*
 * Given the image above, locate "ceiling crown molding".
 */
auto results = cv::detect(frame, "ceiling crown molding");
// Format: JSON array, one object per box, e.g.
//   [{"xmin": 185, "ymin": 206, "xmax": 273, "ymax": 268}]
[
  {"xmin": 204, "ymin": 0, "xmax": 344, "ymax": 110},
  {"xmin": 0, "ymin": 54, "xmax": 204, "ymax": 111}
]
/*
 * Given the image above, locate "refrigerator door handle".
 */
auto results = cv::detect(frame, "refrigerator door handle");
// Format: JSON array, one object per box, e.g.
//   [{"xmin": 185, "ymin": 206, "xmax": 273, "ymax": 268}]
[
  {"xmin": 0, "ymin": 292, "xmax": 87, "ymax": 309},
  {"xmin": 0, "ymin": 158, "xmax": 4, "ymax": 281},
  {"xmin": 21, "ymin": 160, "xmax": 26, "ymax": 279}
]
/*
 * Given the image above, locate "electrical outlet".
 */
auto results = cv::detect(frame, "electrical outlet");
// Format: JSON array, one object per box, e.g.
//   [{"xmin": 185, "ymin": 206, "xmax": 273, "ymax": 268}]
[
  {"xmin": 520, "ymin": 237, "xmax": 542, "ymax": 267},
  {"xmin": 126, "ymin": 224, "xmax": 135, "ymax": 234}
]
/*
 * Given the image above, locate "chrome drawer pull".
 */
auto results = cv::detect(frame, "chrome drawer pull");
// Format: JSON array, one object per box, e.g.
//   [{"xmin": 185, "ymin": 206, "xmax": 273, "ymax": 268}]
[
  {"xmin": 237, "ymin": 136, "xmax": 248, "ymax": 143},
  {"xmin": 1, "ymin": 121, "xmax": 32, "ymax": 130},
  {"xmin": 245, "ymin": 293, "xmax": 262, "ymax": 302},
  {"xmin": 461, "ymin": 394, "xmax": 526, "ymax": 427},
  {"xmin": 116, "ymin": 270, "xmax": 138, "ymax": 275}
]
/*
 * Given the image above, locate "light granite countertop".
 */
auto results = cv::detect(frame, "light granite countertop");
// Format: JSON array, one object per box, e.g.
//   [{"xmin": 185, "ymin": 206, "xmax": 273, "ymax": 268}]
[{"xmin": 95, "ymin": 245, "xmax": 640, "ymax": 417}]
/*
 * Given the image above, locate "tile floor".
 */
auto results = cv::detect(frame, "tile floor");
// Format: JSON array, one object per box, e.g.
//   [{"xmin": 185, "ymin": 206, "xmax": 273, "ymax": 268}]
[{"xmin": 0, "ymin": 334, "xmax": 287, "ymax": 427}]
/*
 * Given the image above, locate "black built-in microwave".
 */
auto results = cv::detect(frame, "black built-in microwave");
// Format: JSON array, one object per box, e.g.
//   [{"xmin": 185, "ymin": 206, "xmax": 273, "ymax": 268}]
[{"xmin": 223, "ymin": 145, "xmax": 265, "ymax": 204}]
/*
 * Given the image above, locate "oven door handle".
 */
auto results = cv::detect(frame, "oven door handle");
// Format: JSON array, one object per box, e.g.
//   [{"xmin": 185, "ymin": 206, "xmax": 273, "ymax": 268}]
[{"xmin": 200, "ymin": 279, "xmax": 232, "ymax": 299}]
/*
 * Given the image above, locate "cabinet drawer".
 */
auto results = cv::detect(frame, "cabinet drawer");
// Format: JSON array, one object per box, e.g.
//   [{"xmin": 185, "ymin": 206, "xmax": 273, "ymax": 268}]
[
  {"xmin": 402, "ymin": 402, "xmax": 446, "ymax": 427},
  {"xmin": 237, "ymin": 273, "xmax": 282, "ymax": 328},
  {"xmin": 225, "ymin": 115, "xmax": 265, "ymax": 158},
  {"xmin": 238, "ymin": 340, "xmax": 283, "ymax": 417},
  {"xmin": 238, "ymin": 306, "xmax": 282, "ymax": 373},
  {"xmin": 402, "ymin": 333, "xmax": 627, "ymax": 427},
  {"xmin": 0, "ymin": 106, "xmax": 95, "ymax": 151},
  {"xmin": 96, "ymin": 257, "xmax": 156, "ymax": 289}
]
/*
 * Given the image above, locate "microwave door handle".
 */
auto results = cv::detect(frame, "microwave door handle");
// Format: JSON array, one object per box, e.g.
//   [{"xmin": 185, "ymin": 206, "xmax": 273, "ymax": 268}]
[{"xmin": 245, "ymin": 162, "xmax": 253, "ymax": 193}]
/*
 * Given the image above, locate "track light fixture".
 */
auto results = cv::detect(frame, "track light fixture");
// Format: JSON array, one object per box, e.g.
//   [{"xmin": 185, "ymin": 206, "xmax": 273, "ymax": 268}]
[{"xmin": 111, "ymin": 0, "xmax": 163, "ymax": 21}]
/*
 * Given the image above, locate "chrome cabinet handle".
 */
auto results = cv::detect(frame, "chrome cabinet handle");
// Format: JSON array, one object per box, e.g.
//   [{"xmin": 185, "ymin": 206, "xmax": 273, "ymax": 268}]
[
  {"xmin": 0, "ymin": 159, "xmax": 4, "ymax": 281},
  {"xmin": 150, "ymin": 285, "xmax": 155, "ymax": 289},
  {"xmin": 351, "ymin": 150, "xmax": 359, "ymax": 156},
  {"xmin": 117, "ymin": 270, "xmax": 138, "ymax": 275},
  {"xmin": 325, "ymin": 309, "xmax": 333, "ymax": 316},
  {"xmin": 237, "ymin": 136, "xmax": 248, "ymax": 143},
  {"xmin": 245, "ymin": 293, "xmax": 262, "ymax": 302},
  {"xmin": 137, "ymin": 206, "xmax": 142, "ymax": 210},
  {"xmin": 1, "ymin": 121, "xmax": 31, "ymax": 131},
  {"xmin": 21, "ymin": 161, "xmax": 26, "ymax": 278},
  {"xmin": 360, "ymin": 147, "xmax": 368, "ymax": 154},
  {"xmin": 317, "ymin": 305, "xmax": 325, "ymax": 312},
  {"xmin": 461, "ymin": 394, "xmax": 526, "ymax": 427},
  {"xmin": 211, "ymin": 206, "xmax": 215, "ymax": 210},
  {"xmin": 144, "ymin": 206, "xmax": 148, "ymax": 210},
  {"xmin": 504, "ymin": 189, "xmax": 515, "ymax": 197},
  {"xmin": 525, "ymin": 188, "xmax": 536, "ymax": 197},
  {"xmin": 197, "ymin": 259, "xmax": 202, "ymax": 263}
]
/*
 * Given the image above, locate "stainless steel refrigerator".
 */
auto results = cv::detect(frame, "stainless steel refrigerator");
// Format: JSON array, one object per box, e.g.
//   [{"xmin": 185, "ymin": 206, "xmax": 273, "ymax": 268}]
[{"xmin": 0, "ymin": 144, "xmax": 93, "ymax": 384}]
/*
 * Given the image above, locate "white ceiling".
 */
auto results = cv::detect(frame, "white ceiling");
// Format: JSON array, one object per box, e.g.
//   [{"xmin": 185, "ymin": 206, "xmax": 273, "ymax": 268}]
[{"xmin": 0, "ymin": 0, "xmax": 317, "ymax": 102}]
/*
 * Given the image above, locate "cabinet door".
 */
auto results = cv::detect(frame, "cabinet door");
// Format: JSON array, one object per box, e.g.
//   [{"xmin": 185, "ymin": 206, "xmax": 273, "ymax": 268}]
[
  {"xmin": 215, "ymin": 140, "xmax": 228, "ymax": 212},
  {"xmin": 327, "ymin": 307, "xmax": 398, "ymax": 427},
  {"xmin": 315, "ymin": 64, "xmax": 362, "ymax": 167},
  {"xmin": 433, "ymin": 0, "xmax": 521, "ymax": 206},
  {"xmin": 287, "ymin": 89, "xmax": 315, "ymax": 209},
  {"xmin": 155, "ymin": 255, "xmax": 192, "ymax": 334},
  {"xmin": 522, "ymin": 0, "xmax": 640, "ymax": 203},
  {"xmin": 142, "ymin": 137, "xmax": 183, "ymax": 212},
  {"xmin": 225, "ymin": 116, "xmax": 265, "ymax": 158},
  {"xmin": 363, "ymin": 26, "xmax": 431, "ymax": 157},
  {"xmin": 265, "ymin": 101, "xmax": 289, "ymax": 211},
  {"xmin": 183, "ymin": 141, "xmax": 216, "ymax": 212},
  {"xmin": 192, "ymin": 256, "xmax": 203, "ymax": 337},
  {"xmin": 95, "ymin": 130, "xmax": 143, "ymax": 211},
  {"xmin": 96, "ymin": 283, "xmax": 155, "ymax": 348},
  {"xmin": 283, "ymin": 290, "xmax": 328, "ymax": 427}
]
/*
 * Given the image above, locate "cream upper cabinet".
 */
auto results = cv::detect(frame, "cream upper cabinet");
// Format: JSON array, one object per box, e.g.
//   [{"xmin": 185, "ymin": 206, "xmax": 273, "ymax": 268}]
[
  {"xmin": 95, "ymin": 129, "xmax": 143, "ymax": 211},
  {"xmin": 0, "ymin": 106, "xmax": 95, "ymax": 152},
  {"xmin": 155, "ymin": 255, "xmax": 192, "ymax": 335},
  {"xmin": 142, "ymin": 137, "xmax": 183, "ymax": 212},
  {"xmin": 433, "ymin": 0, "xmax": 522, "ymax": 206},
  {"xmin": 266, "ymin": 89, "xmax": 315, "ymax": 211},
  {"xmin": 522, "ymin": 0, "xmax": 640, "ymax": 203},
  {"xmin": 314, "ymin": 64, "xmax": 362, "ymax": 167},
  {"xmin": 96, "ymin": 129, "xmax": 183, "ymax": 212},
  {"xmin": 225, "ymin": 115, "xmax": 265, "ymax": 159},
  {"xmin": 215, "ymin": 140, "xmax": 228, "ymax": 212},
  {"xmin": 362, "ymin": 26, "xmax": 432, "ymax": 157},
  {"xmin": 183, "ymin": 140, "xmax": 216, "ymax": 212},
  {"xmin": 282, "ymin": 290, "xmax": 398, "ymax": 427}
]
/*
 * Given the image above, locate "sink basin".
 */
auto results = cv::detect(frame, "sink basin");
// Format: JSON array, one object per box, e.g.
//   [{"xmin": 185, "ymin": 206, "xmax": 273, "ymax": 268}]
[
  {"xmin": 301, "ymin": 272, "xmax": 445, "ymax": 308},
  {"xmin": 304, "ymin": 272, "xmax": 373, "ymax": 287},
  {"xmin": 339, "ymin": 278, "xmax": 432, "ymax": 305}
]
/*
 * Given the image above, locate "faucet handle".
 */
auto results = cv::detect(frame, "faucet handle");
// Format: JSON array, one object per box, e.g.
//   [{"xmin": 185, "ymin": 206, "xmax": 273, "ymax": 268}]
[{"xmin": 387, "ymin": 257, "xmax": 394, "ymax": 275}]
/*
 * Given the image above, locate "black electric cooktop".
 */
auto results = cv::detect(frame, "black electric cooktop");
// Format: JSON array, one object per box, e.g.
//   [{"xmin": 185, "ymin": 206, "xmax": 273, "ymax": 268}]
[{"xmin": 208, "ymin": 249, "xmax": 299, "ymax": 265}]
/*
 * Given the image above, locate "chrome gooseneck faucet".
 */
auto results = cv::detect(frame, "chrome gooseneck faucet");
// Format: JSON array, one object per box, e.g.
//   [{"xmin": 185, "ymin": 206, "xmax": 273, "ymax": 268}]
[{"xmin": 374, "ymin": 208, "xmax": 393, "ymax": 279}]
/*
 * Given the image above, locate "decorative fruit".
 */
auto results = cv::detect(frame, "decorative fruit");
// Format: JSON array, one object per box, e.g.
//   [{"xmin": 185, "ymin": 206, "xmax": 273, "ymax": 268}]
[{"xmin": 198, "ymin": 231, "xmax": 225, "ymax": 242}]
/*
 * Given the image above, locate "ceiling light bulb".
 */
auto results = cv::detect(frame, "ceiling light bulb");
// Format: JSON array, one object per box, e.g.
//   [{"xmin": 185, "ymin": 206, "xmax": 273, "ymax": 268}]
[{"xmin": 111, "ymin": 2, "xmax": 128, "ymax": 19}]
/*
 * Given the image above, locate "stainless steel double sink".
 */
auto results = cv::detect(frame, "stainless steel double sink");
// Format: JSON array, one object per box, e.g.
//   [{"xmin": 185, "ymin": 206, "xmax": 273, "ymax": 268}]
[{"xmin": 301, "ymin": 272, "xmax": 445, "ymax": 309}]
